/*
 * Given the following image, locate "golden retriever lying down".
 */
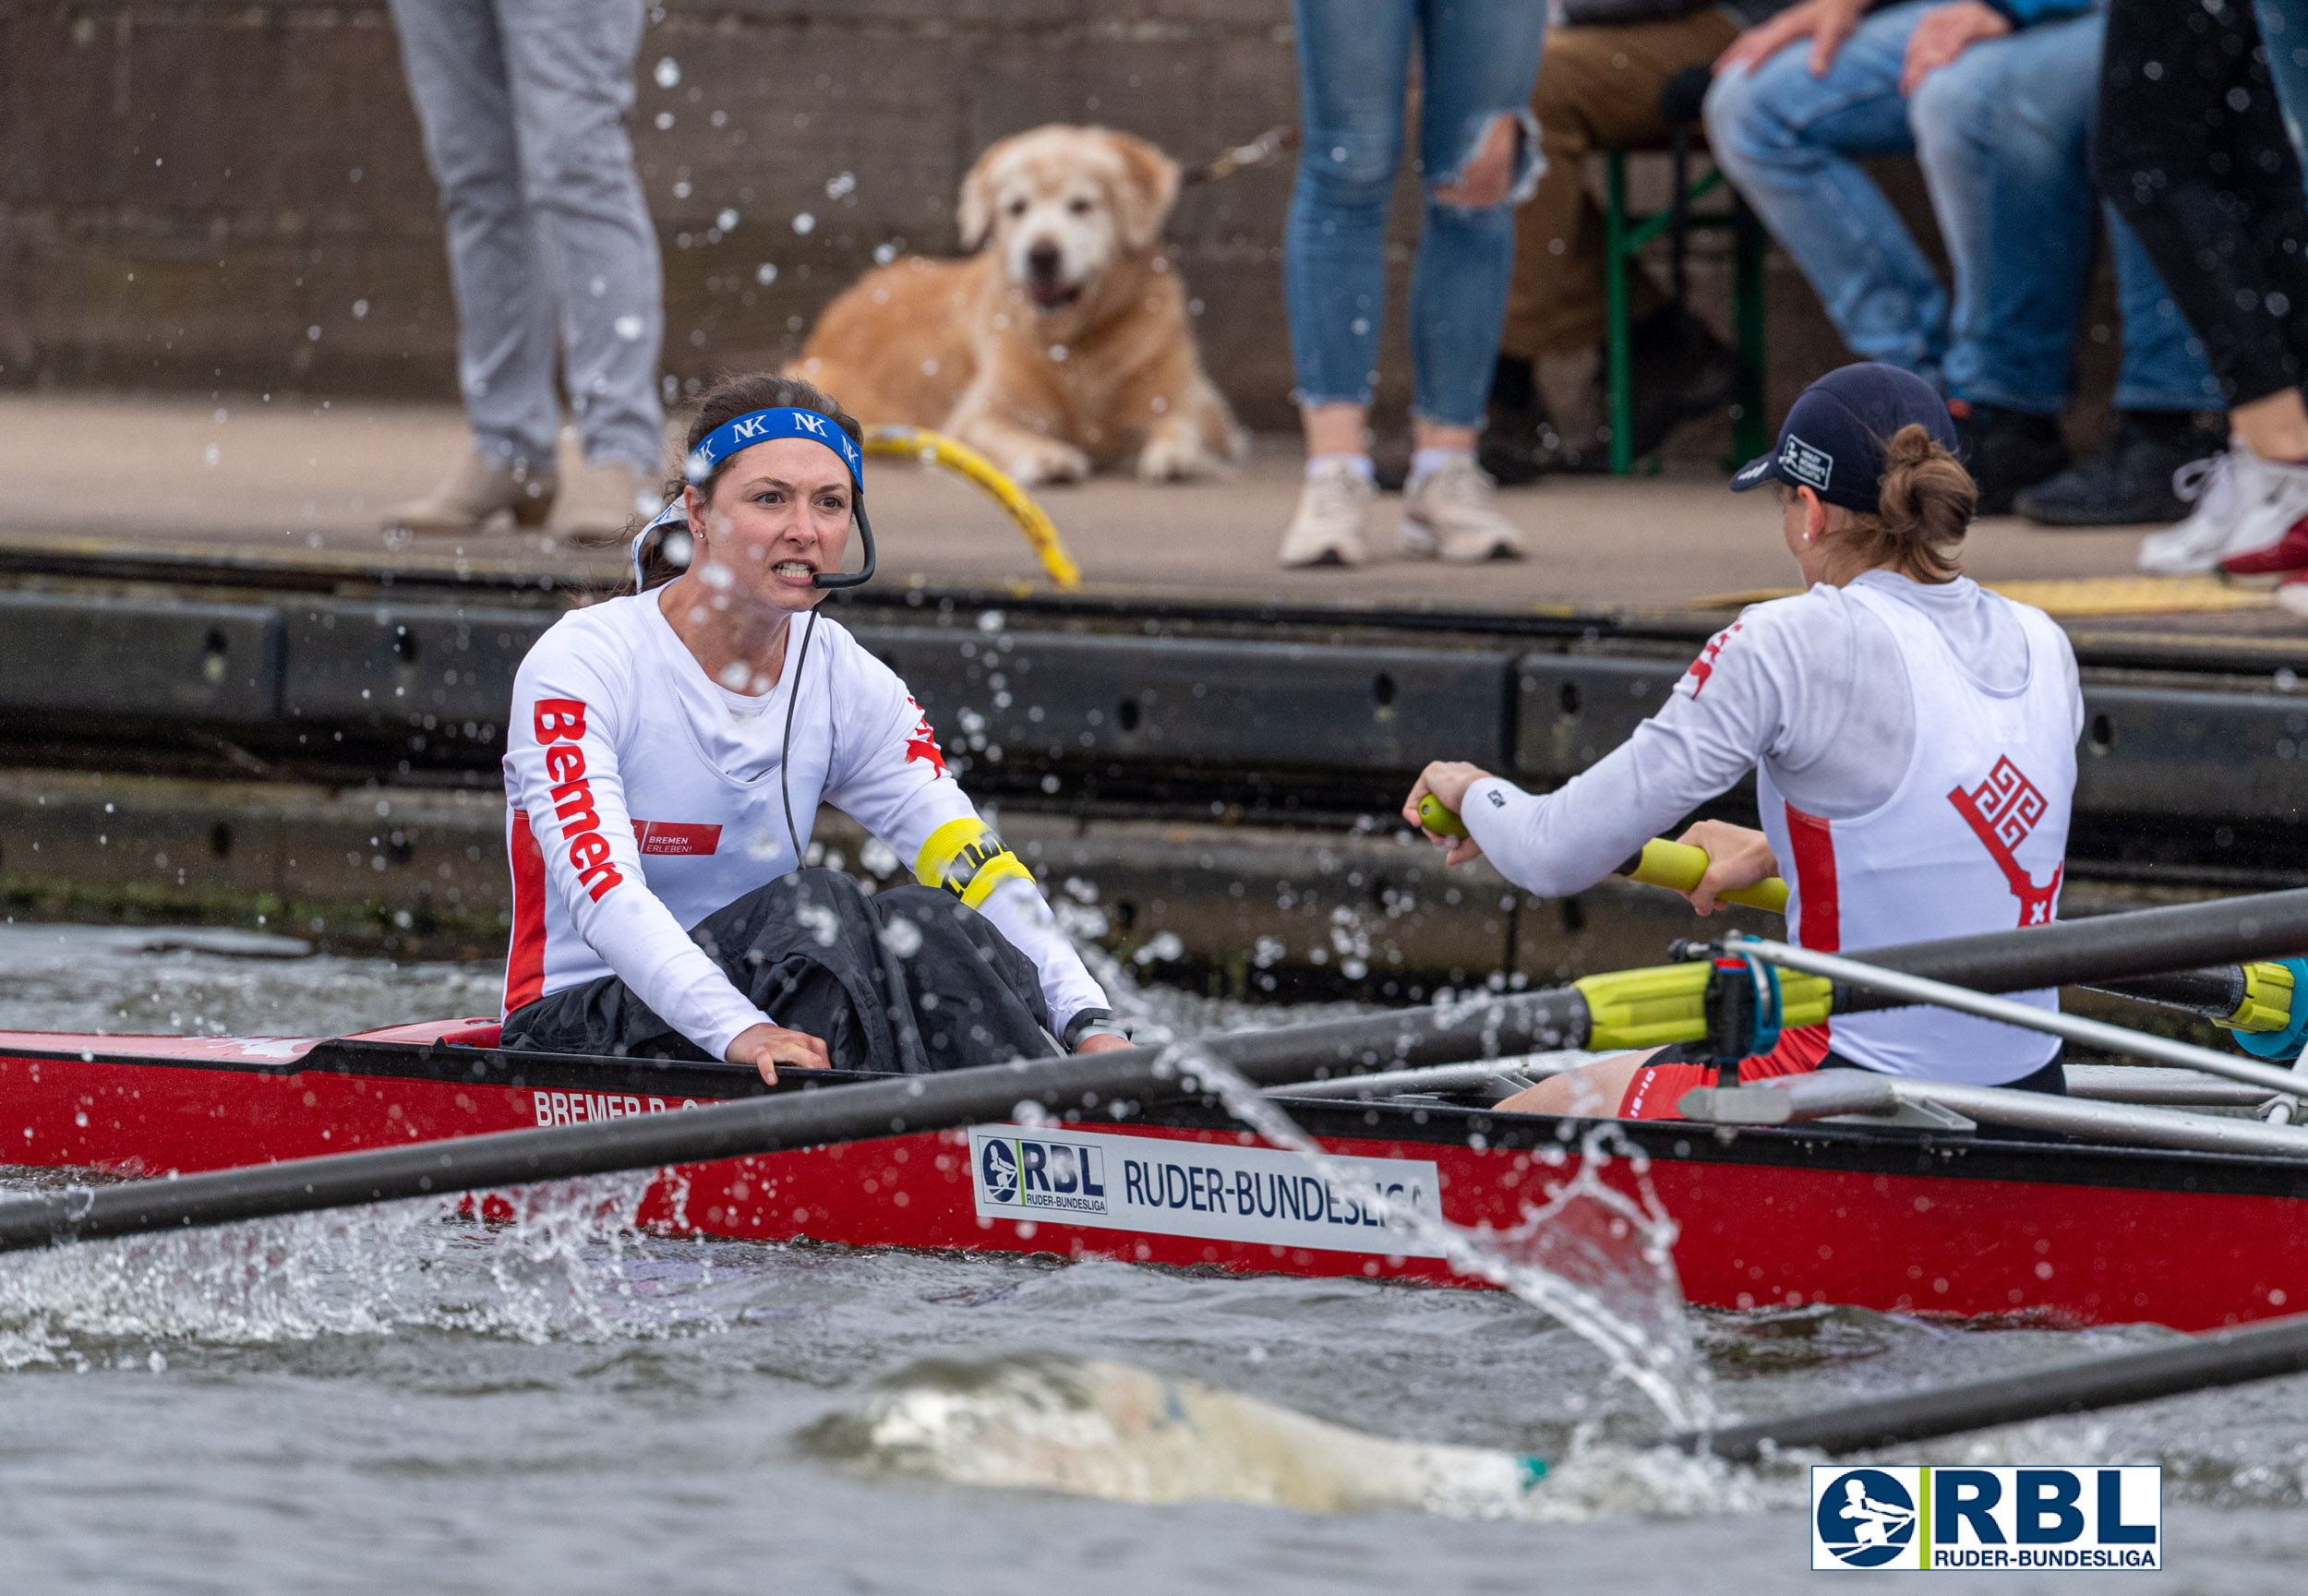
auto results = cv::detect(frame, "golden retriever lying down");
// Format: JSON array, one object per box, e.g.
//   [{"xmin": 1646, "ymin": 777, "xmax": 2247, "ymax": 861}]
[{"xmin": 793, "ymin": 126, "xmax": 1247, "ymax": 486}]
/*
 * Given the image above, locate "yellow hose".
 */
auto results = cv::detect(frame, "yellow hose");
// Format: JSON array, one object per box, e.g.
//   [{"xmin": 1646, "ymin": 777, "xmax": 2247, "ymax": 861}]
[{"xmin": 863, "ymin": 426, "xmax": 1082, "ymax": 590}]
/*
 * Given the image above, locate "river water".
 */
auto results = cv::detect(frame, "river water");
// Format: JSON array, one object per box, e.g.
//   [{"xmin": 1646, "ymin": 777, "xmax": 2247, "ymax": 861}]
[{"xmin": 3, "ymin": 923, "xmax": 2306, "ymax": 1593}]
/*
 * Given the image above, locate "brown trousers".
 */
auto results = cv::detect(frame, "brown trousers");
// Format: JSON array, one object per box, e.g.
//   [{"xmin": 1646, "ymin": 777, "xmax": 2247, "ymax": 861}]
[{"xmin": 1499, "ymin": 8, "xmax": 1743, "ymax": 361}]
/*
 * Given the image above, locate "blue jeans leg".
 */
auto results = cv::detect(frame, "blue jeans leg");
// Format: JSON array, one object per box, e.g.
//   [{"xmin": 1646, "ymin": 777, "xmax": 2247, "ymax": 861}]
[
  {"xmin": 1704, "ymin": 0, "xmax": 1946, "ymax": 381},
  {"xmin": 1913, "ymin": 17, "xmax": 2098, "ymax": 415},
  {"xmin": 1286, "ymin": 0, "xmax": 1414, "ymax": 412},
  {"xmin": 1285, "ymin": 0, "xmax": 1545, "ymax": 425},
  {"xmin": 1408, "ymin": 0, "xmax": 1547, "ymax": 426}
]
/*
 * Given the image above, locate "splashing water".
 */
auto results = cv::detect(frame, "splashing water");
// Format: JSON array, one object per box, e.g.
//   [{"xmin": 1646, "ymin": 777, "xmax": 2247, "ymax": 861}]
[
  {"xmin": 1069, "ymin": 934, "xmax": 1716, "ymax": 1433},
  {"xmin": 0, "ymin": 1172, "xmax": 697, "ymax": 1372}
]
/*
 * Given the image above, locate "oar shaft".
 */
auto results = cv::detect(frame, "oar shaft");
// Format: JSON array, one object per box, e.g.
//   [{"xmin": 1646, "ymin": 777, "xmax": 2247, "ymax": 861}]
[
  {"xmin": 0, "ymin": 989, "xmax": 1592, "ymax": 1253},
  {"xmin": 1685, "ymin": 1311, "xmax": 2308, "ymax": 1460}
]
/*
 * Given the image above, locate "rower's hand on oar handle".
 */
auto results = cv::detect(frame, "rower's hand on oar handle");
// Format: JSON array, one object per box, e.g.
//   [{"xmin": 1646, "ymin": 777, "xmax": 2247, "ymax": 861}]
[
  {"xmin": 1665, "ymin": 821, "xmax": 1784, "ymax": 916},
  {"xmin": 1405, "ymin": 762, "xmax": 1491, "ymax": 867},
  {"xmin": 727, "ymin": 1022, "xmax": 832, "ymax": 1086}
]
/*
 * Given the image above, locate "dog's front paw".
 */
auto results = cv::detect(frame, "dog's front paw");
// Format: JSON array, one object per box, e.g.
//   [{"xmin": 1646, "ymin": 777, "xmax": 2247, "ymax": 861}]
[
  {"xmin": 1135, "ymin": 431, "xmax": 1220, "ymax": 483},
  {"xmin": 1005, "ymin": 440, "xmax": 1093, "ymax": 486}
]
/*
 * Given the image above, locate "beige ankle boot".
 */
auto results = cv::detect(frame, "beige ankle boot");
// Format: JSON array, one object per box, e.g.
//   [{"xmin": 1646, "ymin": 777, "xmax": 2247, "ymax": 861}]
[
  {"xmin": 553, "ymin": 459, "xmax": 661, "ymax": 546},
  {"xmin": 383, "ymin": 449, "xmax": 556, "ymax": 534}
]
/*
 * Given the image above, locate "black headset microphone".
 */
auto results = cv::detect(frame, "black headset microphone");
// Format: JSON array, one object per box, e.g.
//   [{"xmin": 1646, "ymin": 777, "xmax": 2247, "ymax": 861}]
[{"xmin": 779, "ymin": 497, "xmax": 875, "ymax": 864}]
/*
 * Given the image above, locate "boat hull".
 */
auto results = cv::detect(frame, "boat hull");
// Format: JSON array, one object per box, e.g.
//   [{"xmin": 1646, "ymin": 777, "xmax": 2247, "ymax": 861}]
[{"xmin": 4, "ymin": 1026, "xmax": 2305, "ymax": 1331}]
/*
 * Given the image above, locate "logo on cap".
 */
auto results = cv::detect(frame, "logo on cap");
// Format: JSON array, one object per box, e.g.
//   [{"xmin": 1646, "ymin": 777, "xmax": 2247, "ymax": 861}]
[{"xmin": 1780, "ymin": 433, "xmax": 1833, "ymax": 492}]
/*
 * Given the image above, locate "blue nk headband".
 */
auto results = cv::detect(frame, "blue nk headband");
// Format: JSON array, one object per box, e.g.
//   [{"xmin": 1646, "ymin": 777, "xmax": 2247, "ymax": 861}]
[
  {"xmin": 684, "ymin": 406, "xmax": 865, "ymax": 486},
  {"xmin": 640, "ymin": 405, "xmax": 877, "ymax": 591}
]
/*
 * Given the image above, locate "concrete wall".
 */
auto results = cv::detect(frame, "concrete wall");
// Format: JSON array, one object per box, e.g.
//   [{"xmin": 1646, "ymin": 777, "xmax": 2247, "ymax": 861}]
[{"xmin": 2, "ymin": 0, "xmax": 2122, "ymax": 439}]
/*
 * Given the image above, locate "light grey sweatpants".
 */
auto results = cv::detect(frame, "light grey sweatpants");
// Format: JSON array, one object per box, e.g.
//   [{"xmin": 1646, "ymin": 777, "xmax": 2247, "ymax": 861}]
[{"xmin": 389, "ymin": 0, "xmax": 665, "ymax": 474}]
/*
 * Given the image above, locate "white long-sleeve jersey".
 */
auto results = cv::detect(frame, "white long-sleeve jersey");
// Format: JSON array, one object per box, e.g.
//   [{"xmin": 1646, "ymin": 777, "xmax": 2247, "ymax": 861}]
[
  {"xmin": 1461, "ymin": 571, "xmax": 2085, "ymax": 897},
  {"xmin": 500, "ymin": 593, "xmax": 1109, "ymax": 1060}
]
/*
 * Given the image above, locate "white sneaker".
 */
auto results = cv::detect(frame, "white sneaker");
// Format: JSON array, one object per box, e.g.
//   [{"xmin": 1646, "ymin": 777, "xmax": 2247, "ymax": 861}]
[
  {"xmin": 1279, "ymin": 459, "xmax": 1375, "ymax": 568},
  {"xmin": 2139, "ymin": 439, "xmax": 2308, "ymax": 573},
  {"xmin": 1400, "ymin": 455, "xmax": 1527, "ymax": 562}
]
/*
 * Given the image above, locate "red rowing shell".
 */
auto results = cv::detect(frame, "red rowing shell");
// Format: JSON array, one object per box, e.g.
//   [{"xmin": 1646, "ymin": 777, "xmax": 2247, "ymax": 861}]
[{"xmin": 3, "ymin": 1024, "xmax": 2302, "ymax": 1332}]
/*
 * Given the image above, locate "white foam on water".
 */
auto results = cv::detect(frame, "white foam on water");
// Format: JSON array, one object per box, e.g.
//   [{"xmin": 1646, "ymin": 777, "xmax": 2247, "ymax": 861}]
[{"xmin": 805, "ymin": 1352, "xmax": 1797, "ymax": 1521}]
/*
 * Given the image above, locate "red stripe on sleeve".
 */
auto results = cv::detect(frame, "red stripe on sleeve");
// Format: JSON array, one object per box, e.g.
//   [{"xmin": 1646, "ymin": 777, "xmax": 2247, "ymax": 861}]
[
  {"xmin": 504, "ymin": 809, "xmax": 547, "ymax": 1015},
  {"xmin": 1780, "ymin": 802, "xmax": 1841, "ymax": 953}
]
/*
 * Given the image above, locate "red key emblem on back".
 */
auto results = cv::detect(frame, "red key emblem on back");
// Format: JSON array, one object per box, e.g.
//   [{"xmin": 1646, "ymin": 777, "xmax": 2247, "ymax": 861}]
[{"xmin": 1947, "ymin": 757, "xmax": 2062, "ymax": 926}]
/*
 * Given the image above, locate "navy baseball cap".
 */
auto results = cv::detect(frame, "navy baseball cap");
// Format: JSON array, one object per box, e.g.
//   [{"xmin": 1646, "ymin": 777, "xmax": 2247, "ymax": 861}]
[{"xmin": 1729, "ymin": 362, "xmax": 1956, "ymax": 516}]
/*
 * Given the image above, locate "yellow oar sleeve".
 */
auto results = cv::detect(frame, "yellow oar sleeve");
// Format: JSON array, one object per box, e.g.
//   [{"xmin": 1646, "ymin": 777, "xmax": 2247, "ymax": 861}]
[
  {"xmin": 1626, "ymin": 838, "xmax": 1791, "ymax": 916},
  {"xmin": 914, "ymin": 817, "xmax": 1036, "ymax": 910}
]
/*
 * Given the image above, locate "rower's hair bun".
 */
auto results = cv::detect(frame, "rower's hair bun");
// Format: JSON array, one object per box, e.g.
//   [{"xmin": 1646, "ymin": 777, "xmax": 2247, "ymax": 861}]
[{"xmin": 1846, "ymin": 422, "xmax": 1974, "ymax": 582}]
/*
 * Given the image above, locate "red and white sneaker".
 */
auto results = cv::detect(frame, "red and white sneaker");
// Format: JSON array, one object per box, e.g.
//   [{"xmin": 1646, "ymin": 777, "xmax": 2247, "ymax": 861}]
[
  {"xmin": 2220, "ymin": 513, "xmax": 2308, "ymax": 577},
  {"xmin": 2140, "ymin": 440, "xmax": 2308, "ymax": 573}
]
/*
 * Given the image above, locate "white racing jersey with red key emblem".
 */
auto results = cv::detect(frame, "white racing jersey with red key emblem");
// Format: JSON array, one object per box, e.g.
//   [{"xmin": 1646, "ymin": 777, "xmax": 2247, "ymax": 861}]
[
  {"xmin": 1760, "ymin": 581, "xmax": 2077, "ymax": 1084},
  {"xmin": 501, "ymin": 592, "xmax": 1107, "ymax": 1060}
]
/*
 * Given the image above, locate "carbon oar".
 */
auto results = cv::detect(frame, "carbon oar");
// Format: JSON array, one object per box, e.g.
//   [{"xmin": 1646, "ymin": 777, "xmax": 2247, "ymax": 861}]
[
  {"xmin": 0, "ymin": 990, "xmax": 1590, "ymax": 1254},
  {"xmin": 1682, "ymin": 1311, "xmax": 2308, "ymax": 1460}
]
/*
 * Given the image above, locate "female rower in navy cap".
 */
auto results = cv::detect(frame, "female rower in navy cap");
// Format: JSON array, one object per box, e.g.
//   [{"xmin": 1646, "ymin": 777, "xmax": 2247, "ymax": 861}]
[
  {"xmin": 495, "ymin": 372, "xmax": 1129, "ymax": 1078},
  {"xmin": 1407, "ymin": 362, "xmax": 2085, "ymax": 1120}
]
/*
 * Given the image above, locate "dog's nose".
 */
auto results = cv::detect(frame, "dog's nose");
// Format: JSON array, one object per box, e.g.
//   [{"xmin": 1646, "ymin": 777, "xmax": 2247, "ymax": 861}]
[{"xmin": 1027, "ymin": 243, "xmax": 1061, "ymax": 280}]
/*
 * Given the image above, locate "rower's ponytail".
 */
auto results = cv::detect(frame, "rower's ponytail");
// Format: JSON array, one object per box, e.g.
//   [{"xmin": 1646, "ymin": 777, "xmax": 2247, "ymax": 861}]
[
  {"xmin": 1837, "ymin": 423, "xmax": 1974, "ymax": 583},
  {"xmin": 628, "ymin": 372, "xmax": 867, "ymax": 593}
]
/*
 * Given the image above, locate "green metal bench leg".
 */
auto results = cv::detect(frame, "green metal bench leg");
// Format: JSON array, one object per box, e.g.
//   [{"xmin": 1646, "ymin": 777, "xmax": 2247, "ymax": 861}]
[
  {"xmin": 1731, "ymin": 194, "xmax": 1769, "ymax": 465},
  {"xmin": 1605, "ymin": 150, "xmax": 1633, "ymax": 476}
]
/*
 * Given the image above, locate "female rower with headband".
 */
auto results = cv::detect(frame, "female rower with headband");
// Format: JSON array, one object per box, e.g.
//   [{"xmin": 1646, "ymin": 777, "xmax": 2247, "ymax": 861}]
[
  {"xmin": 1405, "ymin": 363, "xmax": 2084, "ymax": 1120},
  {"xmin": 498, "ymin": 372, "xmax": 1131, "ymax": 1078}
]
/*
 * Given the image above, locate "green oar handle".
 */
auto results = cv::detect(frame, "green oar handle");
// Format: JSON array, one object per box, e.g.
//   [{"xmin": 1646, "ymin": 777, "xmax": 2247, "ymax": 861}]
[{"xmin": 1414, "ymin": 798, "xmax": 1790, "ymax": 915}]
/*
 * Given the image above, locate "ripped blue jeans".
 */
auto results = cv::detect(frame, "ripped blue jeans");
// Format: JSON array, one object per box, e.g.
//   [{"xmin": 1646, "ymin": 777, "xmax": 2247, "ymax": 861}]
[{"xmin": 1285, "ymin": 0, "xmax": 1548, "ymax": 427}]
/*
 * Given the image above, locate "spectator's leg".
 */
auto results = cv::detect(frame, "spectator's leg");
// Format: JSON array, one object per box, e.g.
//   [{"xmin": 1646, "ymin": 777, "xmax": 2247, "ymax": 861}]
[
  {"xmin": 1408, "ymin": 0, "xmax": 1546, "ymax": 438},
  {"xmin": 1277, "ymin": 0, "xmax": 1414, "ymax": 568},
  {"xmin": 1387, "ymin": 0, "xmax": 1545, "ymax": 563},
  {"xmin": 1910, "ymin": 19, "xmax": 2086, "ymax": 511},
  {"xmin": 2100, "ymin": 0, "xmax": 2308, "ymax": 570},
  {"xmin": 1284, "ymin": 0, "xmax": 1413, "ymax": 426},
  {"xmin": 2099, "ymin": 0, "xmax": 2308, "ymax": 411},
  {"xmin": 1702, "ymin": 1, "xmax": 1946, "ymax": 381},
  {"xmin": 387, "ymin": 0, "xmax": 560, "ymax": 495},
  {"xmin": 499, "ymin": 0, "xmax": 667, "ymax": 536},
  {"xmin": 2105, "ymin": 210, "xmax": 2222, "ymax": 417}
]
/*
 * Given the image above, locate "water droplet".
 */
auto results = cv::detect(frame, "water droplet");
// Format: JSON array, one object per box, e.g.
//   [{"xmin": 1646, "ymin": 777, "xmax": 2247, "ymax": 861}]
[
  {"xmin": 755, "ymin": 262, "xmax": 778, "ymax": 284},
  {"xmin": 672, "ymin": 179, "xmax": 692, "ymax": 199},
  {"xmin": 715, "ymin": 208, "xmax": 739, "ymax": 231},
  {"xmin": 825, "ymin": 172, "xmax": 857, "ymax": 199},
  {"xmin": 204, "ymin": 444, "xmax": 221, "ymax": 468},
  {"xmin": 654, "ymin": 57, "xmax": 681, "ymax": 89},
  {"xmin": 351, "ymin": 299, "xmax": 368, "ymax": 319},
  {"xmin": 792, "ymin": 212, "xmax": 816, "ymax": 234},
  {"xmin": 613, "ymin": 314, "xmax": 645, "ymax": 341},
  {"xmin": 872, "ymin": 242, "xmax": 898, "ymax": 265},
  {"xmin": 655, "ymin": 111, "xmax": 675, "ymax": 131}
]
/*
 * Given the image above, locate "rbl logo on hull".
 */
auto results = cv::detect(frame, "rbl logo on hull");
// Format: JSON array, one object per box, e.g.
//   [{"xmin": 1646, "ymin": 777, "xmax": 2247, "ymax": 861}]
[{"xmin": 980, "ymin": 1134, "xmax": 1109, "ymax": 1216}]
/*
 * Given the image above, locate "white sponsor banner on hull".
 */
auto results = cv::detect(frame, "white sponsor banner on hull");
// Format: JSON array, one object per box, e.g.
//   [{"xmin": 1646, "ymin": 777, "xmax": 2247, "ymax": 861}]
[{"xmin": 967, "ymin": 1125, "xmax": 1447, "ymax": 1258}]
